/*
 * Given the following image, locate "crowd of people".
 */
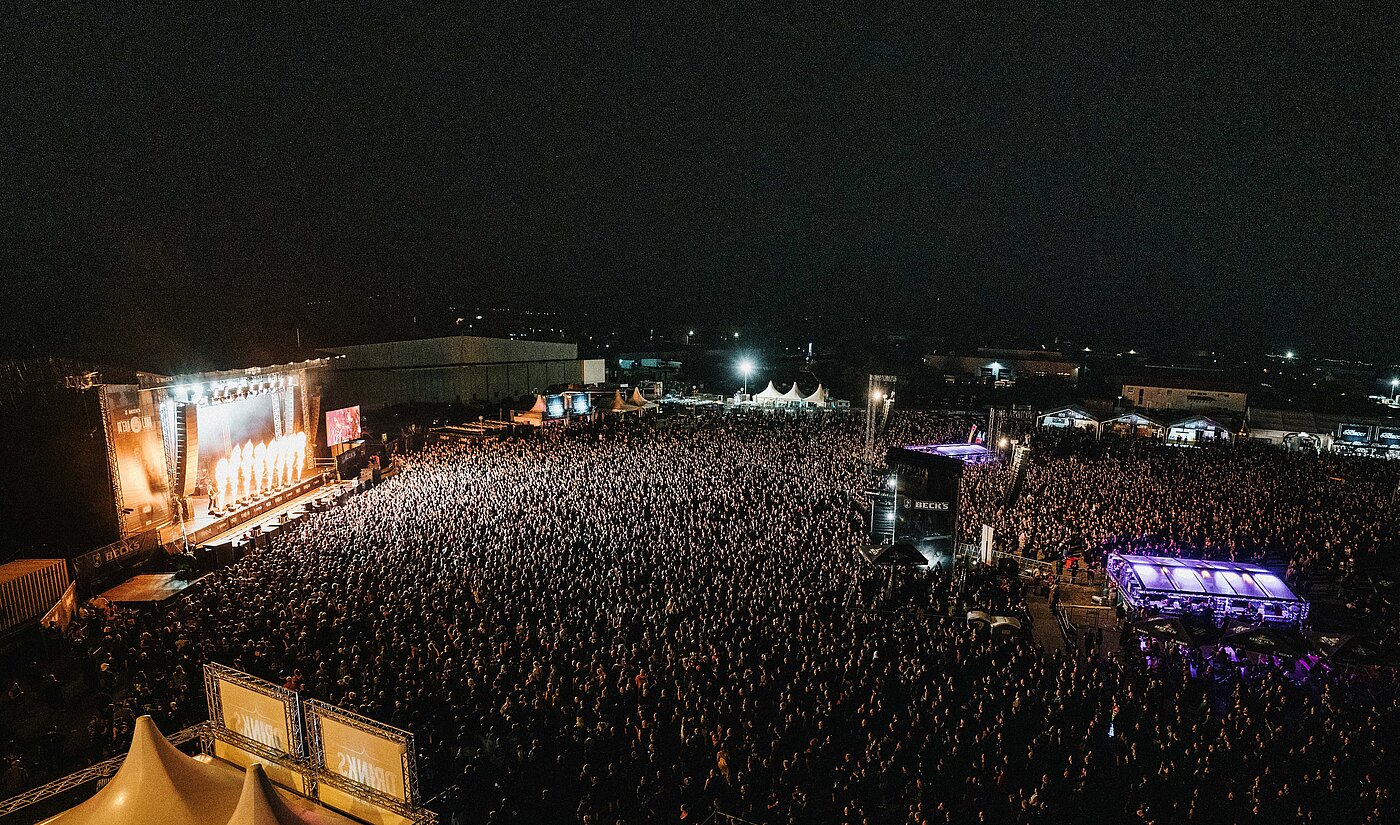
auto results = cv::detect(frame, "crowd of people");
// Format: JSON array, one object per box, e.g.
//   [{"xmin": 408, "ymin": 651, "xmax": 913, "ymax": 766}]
[
  {"xmin": 4, "ymin": 412, "xmax": 1398, "ymax": 823},
  {"xmin": 960, "ymin": 429, "xmax": 1400, "ymax": 590}
]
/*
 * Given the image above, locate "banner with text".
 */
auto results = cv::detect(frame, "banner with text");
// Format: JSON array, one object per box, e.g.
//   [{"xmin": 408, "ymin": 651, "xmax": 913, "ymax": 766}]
[
  {"xmin": 307, "ymin": 700, "xmax": 417, "ymax": 805},
  {"xmin": 205, "ymin": 663, "xmax": 303, "ymax": 758}
]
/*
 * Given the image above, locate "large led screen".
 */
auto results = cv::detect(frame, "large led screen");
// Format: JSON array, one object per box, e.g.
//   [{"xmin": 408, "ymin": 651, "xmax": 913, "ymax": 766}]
[
  {"xmin": 571, "ymin": 393, "xmax": 591, "ymax": 415},
  {"xmin": 327, "ymin": 405, "xmax": 362, "ymax": 446},
  {"xmin": 545, "ymin": 395, "xmax": 566, "ymax": 419}
]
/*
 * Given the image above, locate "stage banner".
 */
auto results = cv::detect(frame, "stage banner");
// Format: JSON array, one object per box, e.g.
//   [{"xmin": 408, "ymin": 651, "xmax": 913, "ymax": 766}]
[
  {"xmin": 1335, "ymin": 423, "xmax": 1373, "ymax": 445},
  {"xmin": 102, "ymin": 384, "xmax": 174, "ymax": 535},
  {"xmin": 306, "ymin": 699, "xmax": 418, "ymax": 806},
  {"xmin": 71, "ymin": 529, "xmax": 160, "ymax": 585}
]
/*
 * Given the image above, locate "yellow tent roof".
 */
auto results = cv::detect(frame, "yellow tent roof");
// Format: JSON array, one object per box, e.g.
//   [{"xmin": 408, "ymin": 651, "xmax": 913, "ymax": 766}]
[{"xmin": 42, "ymin": 716, "xmax": 242, "ymax": 825}]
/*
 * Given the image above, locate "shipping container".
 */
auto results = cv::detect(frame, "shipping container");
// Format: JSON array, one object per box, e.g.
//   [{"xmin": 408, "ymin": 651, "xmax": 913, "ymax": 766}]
[{"xmin": 0, "ymin": 559, "xmax": 71, "ymax": 634}]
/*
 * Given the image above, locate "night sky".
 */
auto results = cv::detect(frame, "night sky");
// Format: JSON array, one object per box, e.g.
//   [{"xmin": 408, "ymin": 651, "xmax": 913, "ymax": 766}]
[{"xmin": 6, "ymin": 4, "xmax": 1398, "ymax": 365}]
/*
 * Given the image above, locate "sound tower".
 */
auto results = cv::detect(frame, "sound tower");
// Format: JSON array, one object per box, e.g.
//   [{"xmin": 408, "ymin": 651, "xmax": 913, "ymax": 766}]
[
  {"xmin": 868, "ymin": 445, "xmax": 967, "ymax": 565},
  {"xmin": 177, "ymin": 403, "xmax": 200, "ymax": 496}
]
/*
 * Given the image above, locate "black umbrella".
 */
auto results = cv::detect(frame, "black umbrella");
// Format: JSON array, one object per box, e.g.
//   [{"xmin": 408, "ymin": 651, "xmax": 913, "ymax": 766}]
[
  {"xmin": 1305, "ymin": 632, "xmax": 1394, "ymax": 667},
  {"xmin": 1130, "ymin": 615, "xmax": 1194, "ymax": 645},
  {"xmin": 1218, "ymin": 625, "xmax": 1309, "ymax": 658}
]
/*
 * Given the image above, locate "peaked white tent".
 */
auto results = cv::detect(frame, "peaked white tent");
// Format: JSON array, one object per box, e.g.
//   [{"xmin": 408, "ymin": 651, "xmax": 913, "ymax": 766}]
[
  {"xmin": 227, "ymin": 764, "xmax": 302, "ymax": 825},
  {"xmin": 1037, "ymin": 405, "xmax": 1099, "ymax": 432},
  {"xmin": 780, "ymin": 382, "xmax": 804, "ymax": 402},
  {"xmin": 753, "ymin": 381, "xmax": 783, "ymax": 402},
  {"xmin": 1102, "ymin": 411, "xmax": 1165, "ymax": 439},
  {"xmin": 802, "ymin": 384, "xmax": 829, "ymax": 406},
  {"xmin": 42, "ymin": 716, "xmax": 243, "ymax": 825},
  {"xmin": 1167, "ymin": 414, "xmax": 1232, "ymax": 445},
  {"xmin": 606, "ymin": 390, "xmax": 642, "ymax": 414}
]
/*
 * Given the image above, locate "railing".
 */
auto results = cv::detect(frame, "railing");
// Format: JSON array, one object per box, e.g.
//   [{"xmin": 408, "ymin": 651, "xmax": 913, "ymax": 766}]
[
  {"xmin": 0, "ymin": 723, "xmax": 211, "ymax": 818},
  {"xmin": 0, "ymin": 722, "xmax": 436, "ymax": 825}
]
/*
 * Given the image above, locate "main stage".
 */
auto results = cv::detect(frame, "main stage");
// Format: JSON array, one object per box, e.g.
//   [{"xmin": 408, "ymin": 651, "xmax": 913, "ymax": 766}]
[{"xmin": 160, "ymin": 473, "xmax": 332, "ymax": 548}]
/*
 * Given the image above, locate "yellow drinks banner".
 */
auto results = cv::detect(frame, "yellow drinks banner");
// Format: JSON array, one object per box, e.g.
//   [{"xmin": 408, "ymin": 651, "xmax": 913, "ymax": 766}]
[
  {"xmin": 216, "ymin": 678, "xmax": 295, "ymax": 755},
  {"xmin": 316, "ymin": 715, "xmax": 409, "ymax": 802}
]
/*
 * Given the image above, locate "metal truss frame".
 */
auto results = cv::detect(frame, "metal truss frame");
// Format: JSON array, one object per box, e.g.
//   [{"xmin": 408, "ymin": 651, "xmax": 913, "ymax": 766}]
[
  {"xmin": 203, "ymin": 662, "xmax": 306, "ymax": 758},
  {"xmin": 303, "ymin": 697, "xmax": 421, "ymax": 808}
]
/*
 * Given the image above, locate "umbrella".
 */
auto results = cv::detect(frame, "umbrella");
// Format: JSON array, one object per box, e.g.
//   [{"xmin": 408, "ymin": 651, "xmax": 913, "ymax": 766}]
[
  {"xmin": 1305, "ymin": 631, "xmax": 1394, "ymax": 667},
  {"xmin": 1303, "ymin": 630, "xmax": 1352, "ymax": 658},
  {"xmin": 1130, "ymin": 615, "xmax": 1195, "ymax": 645},
  {"xmin": 1217, "ymin": 625, "xmax": 1310, "ymax": 658},
  {"xmin": 1130, "ymin": 615, "xmax": 1225, "ymax": 647}
]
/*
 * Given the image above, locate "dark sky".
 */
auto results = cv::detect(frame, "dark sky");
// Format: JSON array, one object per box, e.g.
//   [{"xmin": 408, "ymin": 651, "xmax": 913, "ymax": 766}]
[{"xmin": 5, "ymin": 3, "xmax": 1398, "ymax": 365}]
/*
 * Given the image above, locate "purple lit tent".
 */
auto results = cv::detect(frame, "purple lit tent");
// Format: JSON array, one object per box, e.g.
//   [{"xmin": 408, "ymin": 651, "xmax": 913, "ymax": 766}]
[{"xmin": 1106, "ymin": 553, "xmax": 1309, "ymax": 625}]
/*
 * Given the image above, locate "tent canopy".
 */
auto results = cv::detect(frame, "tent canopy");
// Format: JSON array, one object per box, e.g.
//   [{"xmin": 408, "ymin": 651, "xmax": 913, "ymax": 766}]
[
  {"xmin": 42, "ymin": 716, "xmax": 243, "ymax": 825},
  {"xmin": 41, "ymin": 717, "xmax": 363, "ymax": 825},
  {"xmin": 753, "ymin": 381, "xmax": 783, "ymax": 400},
  {"xmin": 1103, "ymin": 411, "xmax": 1164, "ymax": 429},
  {"xmin": 803, "ymin": 384, "xmax": 829, "ymax": 405},
  {"xmin": 780, "ymin": 382, "xmax": 804, "ymax": 401},
  {"xmin": 1038, "ymin": 405, "xmax": 1096, "ymax": 422},
  {"xmin": 227, "ymin": 764, "xmax": 301, "ymax": 825}
]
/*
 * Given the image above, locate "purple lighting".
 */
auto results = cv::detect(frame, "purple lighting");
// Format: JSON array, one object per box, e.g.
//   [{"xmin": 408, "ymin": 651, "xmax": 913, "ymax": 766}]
[
  {"xmin": 901, "ymin": 443, "xmax": 996, "ymax": 465},
  {"xmin": 1107, "ymin": 553, "xmax": 1308, "ymax": 625}
]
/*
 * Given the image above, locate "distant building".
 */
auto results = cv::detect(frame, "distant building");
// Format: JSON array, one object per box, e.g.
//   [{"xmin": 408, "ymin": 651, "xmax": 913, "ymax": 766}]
[
  {"xmin": 924, "ymin": 349, "xmax": 1080, "ymax": 386},
  {"xmin": 322, "ymin": 335, "xmax": 605, "ymax": 408},
  {"xmin": 1247, "ymin": 407, "xmax": 1400, "ymax": 454},
  {"xmin": 1120, "ymin": 374, "xmax": 1248, "ymax": 413}
]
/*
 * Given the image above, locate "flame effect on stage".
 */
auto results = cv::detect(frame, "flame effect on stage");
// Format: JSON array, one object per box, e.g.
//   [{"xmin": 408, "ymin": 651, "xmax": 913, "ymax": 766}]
[{"xmin": 212, "ymin": 432, "xmax": 306, "ymax": 510}]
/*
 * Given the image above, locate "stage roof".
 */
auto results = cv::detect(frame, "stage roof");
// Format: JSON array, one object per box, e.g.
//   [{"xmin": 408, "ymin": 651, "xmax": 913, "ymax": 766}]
[
  {"xmin": 1109, "ymin": 553, "xmax": 1301, "ymax": 603},
  {"xmin": 899, "ymin": 443, "xmax": 995, "ymax": 463}
]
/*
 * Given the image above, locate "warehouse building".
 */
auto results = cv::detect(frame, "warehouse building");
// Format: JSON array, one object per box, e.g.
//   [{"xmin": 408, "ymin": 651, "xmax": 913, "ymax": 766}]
[{"xmin": 322, "ymin": 335, "xmax": 606, "ymax": 408}]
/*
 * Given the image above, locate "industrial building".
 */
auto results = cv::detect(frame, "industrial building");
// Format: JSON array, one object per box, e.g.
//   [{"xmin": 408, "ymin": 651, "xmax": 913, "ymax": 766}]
[
  {"xmin": 924, "ymin": 349, "xmax": 1081, "ymax": 386},
  {"xmin": 1120, "ymin": 374, "xmax": 1249, "ymax": 413},
  {"xmin": 322, "ymin": 334, "xmax": 606, "ymax": 408}
]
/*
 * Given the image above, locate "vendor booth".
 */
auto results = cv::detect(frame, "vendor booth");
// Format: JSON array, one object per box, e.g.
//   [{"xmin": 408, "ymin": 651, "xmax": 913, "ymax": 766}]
[{"xmin": 1166, "ymin": 415, "xmax": 1233, "ymax": 445}]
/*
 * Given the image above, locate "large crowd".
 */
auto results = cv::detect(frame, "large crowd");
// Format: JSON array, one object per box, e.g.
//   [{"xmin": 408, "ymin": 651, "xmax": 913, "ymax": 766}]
[
  {"xmin": 4, "ymin": 412, "xmax": 1399, "ymax": 823},
  {"xmin": 961, "ymin": 429, "xmax": 1400, "ymax": 589}
]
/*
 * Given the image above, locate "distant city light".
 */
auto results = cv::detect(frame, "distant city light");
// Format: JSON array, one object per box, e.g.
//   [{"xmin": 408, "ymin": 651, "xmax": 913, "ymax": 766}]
[
  {"xmin": 733, "ymin": 331, "xmax": 740, "ymax": 338},
  {"xmin": 1286, "ymin": 350, "xmax": 1295, "ymax": 359}
]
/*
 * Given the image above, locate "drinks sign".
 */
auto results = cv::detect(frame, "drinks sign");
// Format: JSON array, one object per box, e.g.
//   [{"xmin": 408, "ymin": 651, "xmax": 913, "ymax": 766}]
[{"xmin": 306, "ymin": 700, "xmax": 418, "ymax": 805}]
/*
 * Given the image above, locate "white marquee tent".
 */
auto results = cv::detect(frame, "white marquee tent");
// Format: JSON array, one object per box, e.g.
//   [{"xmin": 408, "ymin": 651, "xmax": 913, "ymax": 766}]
[
  {"xmin": 802, "ymin": 384, "xmax": 830, "ymax": 406},
  {"xmin": 40, "ymin": 717, "xmax": 359, "ymax": 825},
  {"xmin": 753, "ymin": 381, "xmax": 783, "ymax": 403}
]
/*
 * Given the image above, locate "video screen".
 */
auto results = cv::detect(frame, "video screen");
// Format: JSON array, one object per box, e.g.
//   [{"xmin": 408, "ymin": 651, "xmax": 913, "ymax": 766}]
[
  {"xmin": 326, "ymin": 405, "xmax": 362, "ymax": 446},
  {"xmin": 545, "ymin": 395, "xmax": 566, "ymax": 419},
  {"xmin": 571, "ymin": 393, "xmax": 591, "ymax": 415}
]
